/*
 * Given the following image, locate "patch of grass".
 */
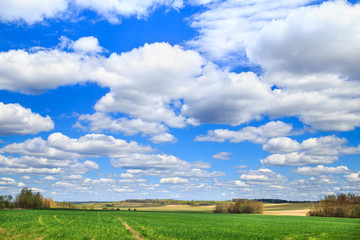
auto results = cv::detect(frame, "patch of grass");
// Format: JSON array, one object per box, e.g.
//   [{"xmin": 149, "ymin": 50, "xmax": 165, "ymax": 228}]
[
  {"xmin": 1, "ymin": 209, "xmax": 359, "ymax": 239},
  {"xmin": 0, "ymin": 209, "xmax": 134, "ymax": 240},
  {"xmin": 120, "ymin": 211, "xmax": 360, "ymax": 240}
]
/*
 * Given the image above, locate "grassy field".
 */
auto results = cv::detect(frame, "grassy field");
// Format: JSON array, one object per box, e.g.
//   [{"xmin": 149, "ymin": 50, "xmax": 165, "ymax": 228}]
[{"xmin": 1, "ymin": 209, "xmax": 359, "ymax": 240}]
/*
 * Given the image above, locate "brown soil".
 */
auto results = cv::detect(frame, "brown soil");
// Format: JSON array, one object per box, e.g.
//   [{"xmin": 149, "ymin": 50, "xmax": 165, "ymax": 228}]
[{"xmin": 264, "ymin": 209, "xmax": 309, "ymax": 216}]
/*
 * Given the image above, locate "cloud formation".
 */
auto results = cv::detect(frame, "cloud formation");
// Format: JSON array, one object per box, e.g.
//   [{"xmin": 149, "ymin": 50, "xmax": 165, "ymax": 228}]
[
  {"xmin": 292, "ymin": 165, "xmax": 351, "ymax": 176},
  {"xmin": 195, "ymin": 121, "xmax": 292, "ymax": 143},
  {"xmin": 0, "ymin": 0, "xmax": 68, "ymax": 24},
  {"xmin": 187, "ymin": 0, "xmax": 315, "ymax": 61},
  {"xmin": 1, "ymin": 38, "xmax": 359, "ymax": 135},
  {"xmin": 0, "ymin": 102, "xmax": 54, "ymax": 135},
  {"xmin": 212, "ymin": 152, "xmax": 232, "ymax": 160},
  {"xmin": 0, "ymin": 0, "xmax": 183, "ymax": 24},
  {"xmin": 261, "ymin": 135, "xmax": 360, "ymax": 166}
]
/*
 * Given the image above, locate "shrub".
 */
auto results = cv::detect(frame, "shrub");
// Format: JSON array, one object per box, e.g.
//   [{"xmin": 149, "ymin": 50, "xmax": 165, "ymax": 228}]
[
  {"xmin": 0, "ymin": 195, "xmax": 14, "ymax": 209},
  {"xmin": 308, "ymin": 193, "xmax": 360, "ymax": 218},
  {"xmin": 214, "ymin": 202, "xmax": 229, "ymax": 213},
  {"xmin": 214, "ymin": 200, "xmax": 263, "ymax": 214}
]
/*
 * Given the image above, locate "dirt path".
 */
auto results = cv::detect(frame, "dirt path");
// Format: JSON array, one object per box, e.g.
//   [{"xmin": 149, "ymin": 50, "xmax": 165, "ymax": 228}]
[
  {"xmin": 118, "ymin": 218, "xmax": 144, "ymax": 240},
  {"xmin": 264, "ymin": 209, "xmax": 309, "ymax": 216}
]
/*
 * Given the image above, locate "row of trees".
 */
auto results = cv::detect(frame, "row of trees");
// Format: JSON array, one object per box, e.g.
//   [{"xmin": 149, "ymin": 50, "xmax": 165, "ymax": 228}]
[
  {"xmin": 1, "ymin": 188, "xmax": 95, "ymax": 209},
  {"xmin": 0, "ymin": 195, "xmax": 14, "ymax": 208},
  {"xmin": 214, "ymin": 199, "xmax": 263, "ymax": 214},
  {"xmin": 1, "ymin": 188, "xmax": 59, "ymax": 209},
  {"xmin": 308, "ymin": 193, "xmax": 360, "ymax": 218}
]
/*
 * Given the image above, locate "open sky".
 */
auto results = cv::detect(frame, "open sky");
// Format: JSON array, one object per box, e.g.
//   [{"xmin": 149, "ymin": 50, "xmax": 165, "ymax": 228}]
[{"xmin": 0, "ymin": 0, "xmax": 359, "ymax": 201}]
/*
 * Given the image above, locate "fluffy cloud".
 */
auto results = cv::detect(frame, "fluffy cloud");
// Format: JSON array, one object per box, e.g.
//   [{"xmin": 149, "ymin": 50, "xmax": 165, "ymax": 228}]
[
  {"xmin": 247, "ymin": 1, "xmax": 360, "ymax": 131},
  {"xmin": 0, "ymin": 102, "xmax": 54, "ymax": 135},
  {"xmin": 0, "ymin": 0, "xmax": 68, "ymax": 24},
  {"xmin": 0, "ymin": 0, "xmax": 183, "ymax": 24},
  {"xmin": 1, "ymin": 132, "xmax": 221, "ymax": 183},
  {"xmin": 47, "ymin": 132, "xmax": 153, "ymax": 157},
  {"xmin": 292, "ymin": 165, "xmax": 350, "ymax": 176},
  {"xmin": 1, "ymin": 38, "xmax": 360, "ymax": 134},
  {"xmin": 262, "ymin": 135, "xmax": 360, "ymax": 166},
  {"xmin": 345, "ymin": 172, "xmax": 360, "ymax": 182},
  {"xmin": 0, "ymin": 48, "xmax": 94, "ymax": 94},
  {"xmin": 70, "ymin": 36, "xmax": 103, "ymax": 55},
  {"xmin": 263, "ymin": 135, "xmax": 350, "ymax": 155},
  {"xmin": 0, "ymin": 133, "xmax": 152, "ymax": 176},
  {"xmin": 75, "ymin": 0, "xmax": 183, "ymax": 23},
  {"xmin": 160, "ymin": 177, "xmax": 189, "ymax": 184},
  {"xmin": 0, "ymin": 40, "xmax": 271, "ymax": 132},
  {"xmin": 196, "ymin": 121, "xmax": 292, "ymax": 144},
  {"xmin": 76, "ymin": 112, "xmax": 176, "ymax": 143},
  {"xmin": 0, "ymin": 177, "xmax": 17, "ymax": 186},
  {"xmin": 77, "ymin": 112, "xmax": 168, "ymax": 136},
  {"xmin": 261, "ymin": 152, "xmax": 338, "ymax": 167},
  {"xmin": 212, "ymin": 152, "xmax": 232, "ymax": 160},
  {"xmin": 1, "ymin": 136, "xmax": 81, "ymax": 160},
  {"xmin": 247, "ymin": 1, "xmax": 360, "ymax": 78},
  {"xmin": 73, "ymin": 0, "xmax": 183, "ymax": 23},
  {"xmin": 126, "ymin": 168, "xmax": 224, "ymax": 179},
  {"xmin": 149, "ymin": 133, "xmax": 177, "ymax": 144},
  {"xmin": 187, "ymin": 0, "xmax": 314, "ymax": 61},
  {"xmin": 111, "ymin": 154, "xmax": 183, "ymax": 169},
  {"xmin": 93, "ymin": 42, "xmax": 204, "ymax": 128},
  {"xmin": 239, "ymin": 168, "xmax": 287, "ymax": 182},
  {"xmin": 187, "ymin": 1, "xmax": 360, "ymax": 132}
]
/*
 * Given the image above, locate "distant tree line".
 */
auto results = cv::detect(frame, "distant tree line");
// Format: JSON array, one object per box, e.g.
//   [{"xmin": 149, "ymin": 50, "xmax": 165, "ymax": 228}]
[
  {"xmin": 124, "ymin": 199, "xmax": 216, "ymax": 206},
  {"xmin": 0, "ymin": 188, "xmax": 77, "ymax": 209},
  {"xmin": 215, "ymin": 199, "xmax": 263, "ymax": 214},
  {"xmin": 308, "ymin": 193, "xmax": 360, "ymax": 218},
  {"xmin": 253, "ymin": 199, "xmax": 316, "ymax": 204},
  {"xmin": 0, "ymin": 195, "xmax": 14, "ymax": 208}
]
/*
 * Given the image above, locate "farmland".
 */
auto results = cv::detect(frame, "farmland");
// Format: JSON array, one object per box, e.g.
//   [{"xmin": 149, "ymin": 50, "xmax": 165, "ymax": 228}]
[{"xmin": 1, "ymin": 209, "xmax": 359, "ymax": 240}]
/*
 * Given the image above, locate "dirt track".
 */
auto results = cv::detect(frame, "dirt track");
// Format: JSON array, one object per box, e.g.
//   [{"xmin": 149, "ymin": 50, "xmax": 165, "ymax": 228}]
[{"xmin": 264, "ymin": 209, "xmax": 309, "ymax": 216}]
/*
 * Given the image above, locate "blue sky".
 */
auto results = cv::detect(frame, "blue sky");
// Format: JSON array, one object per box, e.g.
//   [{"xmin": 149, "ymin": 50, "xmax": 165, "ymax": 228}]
[{"xmin": 0, "ymin": 0, "xmax": 359, "ymax": 201}]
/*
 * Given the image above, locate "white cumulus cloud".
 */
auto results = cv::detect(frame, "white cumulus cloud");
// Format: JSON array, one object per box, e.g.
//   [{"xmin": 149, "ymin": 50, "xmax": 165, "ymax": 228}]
[
  {"xmin": 160, "ymin": 177, "xmax": 189, "ymax": 184},
  {"xmin": 212, "ymin": 152, "xmax": 232, "ymax": 160},
  {"xmin": 196, "ymin": 121, "xmax": 292, "ymax": 144},
  {"xmin": 292, "ymin": 165, "xmax": 350, "ymax": 176},
  {"xmin": 0, "ymin": 0, "xmax": 68, "ymax": 24},
  {"xmin": 345, "ymin": 171, "xmax": 360, "ymax": 182},
  {"xmin": 0, "ymin": 102, "xmax": 54, "ymax": 135}
]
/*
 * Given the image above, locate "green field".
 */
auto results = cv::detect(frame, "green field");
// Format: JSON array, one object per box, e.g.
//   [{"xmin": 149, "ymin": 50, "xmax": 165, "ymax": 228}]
[{"xmin": 0, "ymin": 209, "xmax": 359, "ymax": 240}]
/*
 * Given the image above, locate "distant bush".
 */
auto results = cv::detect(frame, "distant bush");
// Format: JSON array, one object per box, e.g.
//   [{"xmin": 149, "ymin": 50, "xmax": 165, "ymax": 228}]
[
  {"xmin": 214, "ymin": 199, "xmax": 263, "ymax": 214},
  {"xmin": 308, "ymin": 193, "xmax": 360, "ymax": 218},
  {"xmin": 214, "ymin": 202, "xmax": 229, "ymax": 213},
  {"xmin": 0, "ymin": 195, "xmax": 14, "ymax": 209}
]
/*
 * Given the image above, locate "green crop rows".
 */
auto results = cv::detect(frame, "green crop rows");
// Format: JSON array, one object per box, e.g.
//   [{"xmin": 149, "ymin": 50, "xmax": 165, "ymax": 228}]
[
  {"xmin": 0, "ymin": 210, "xmax": 133, "ymax": 240},
  {"xmin": 1, "ymin": 209, "xmax": 359, "ymax": 239}
]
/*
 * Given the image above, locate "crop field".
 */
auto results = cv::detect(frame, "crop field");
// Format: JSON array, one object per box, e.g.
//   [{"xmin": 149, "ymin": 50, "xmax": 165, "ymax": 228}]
[{"xmin": 1, "ymin": 209, "xmax": 359, "ymax": 240}]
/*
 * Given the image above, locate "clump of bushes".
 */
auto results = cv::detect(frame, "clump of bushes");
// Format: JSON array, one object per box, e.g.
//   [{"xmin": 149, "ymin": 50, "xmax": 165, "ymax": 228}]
[
  {"xmin": 214, "ymin": 199, "xmax": 263, "ymax": 214},
  {"xmin": 308, "ymin": 193, "xmax": 360, "ymax": 218},
  {"xmin": 0, "ymin": 195, "xmax": 14, "ymax": 209}
]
